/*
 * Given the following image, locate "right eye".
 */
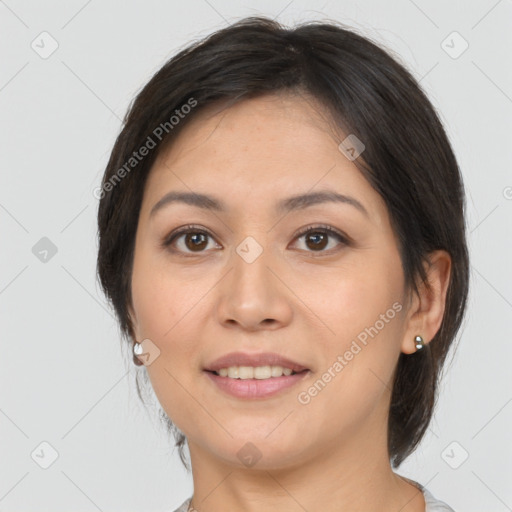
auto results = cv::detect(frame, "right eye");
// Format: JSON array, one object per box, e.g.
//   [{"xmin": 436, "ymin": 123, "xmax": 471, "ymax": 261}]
[{"xmin": 162, "ymin": 225, "xmax": 222, "ymax": 255}]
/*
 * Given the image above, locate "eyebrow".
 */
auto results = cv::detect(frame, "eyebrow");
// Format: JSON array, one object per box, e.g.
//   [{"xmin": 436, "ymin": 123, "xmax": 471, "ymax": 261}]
[{"xmin": 149, "ymin": 190, "xmax": 369, "ymax": 218}]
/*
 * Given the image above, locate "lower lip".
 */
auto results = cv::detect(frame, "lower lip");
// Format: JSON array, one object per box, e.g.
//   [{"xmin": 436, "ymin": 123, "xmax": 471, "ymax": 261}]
[{"xmin": 204, "ymin": 370, "xmax": 310, "ymax": 399}]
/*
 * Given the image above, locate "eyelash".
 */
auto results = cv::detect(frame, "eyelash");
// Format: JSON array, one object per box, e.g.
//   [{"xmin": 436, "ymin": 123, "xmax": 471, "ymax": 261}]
[{"xmin": 162, "ymin": 223, "xmax": 350, "ymax": 257}]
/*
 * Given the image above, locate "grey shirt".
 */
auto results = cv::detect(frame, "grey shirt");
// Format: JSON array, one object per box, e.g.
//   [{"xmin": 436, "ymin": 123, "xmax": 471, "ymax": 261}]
[{"xmin": 168, "ymin": 480, "xmax": 455, "ymax": 511}]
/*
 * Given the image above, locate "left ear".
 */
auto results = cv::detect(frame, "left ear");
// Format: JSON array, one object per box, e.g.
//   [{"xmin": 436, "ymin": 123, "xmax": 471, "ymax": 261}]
[{"xmin": 400, "ymin": 250, "xmax": 452, "ymax": 354}]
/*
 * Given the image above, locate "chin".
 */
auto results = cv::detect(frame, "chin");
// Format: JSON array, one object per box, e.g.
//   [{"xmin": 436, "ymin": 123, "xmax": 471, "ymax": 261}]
[{"xmin": 206, "ymin": 434, "xmax": 309, "ymax": 471}]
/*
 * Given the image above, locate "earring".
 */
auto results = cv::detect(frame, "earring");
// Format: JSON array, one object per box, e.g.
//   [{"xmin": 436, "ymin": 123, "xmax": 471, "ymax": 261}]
[
  {"xmin": 133, "ymin": 341, "xmax": 145, "ymax": 366},
  {"xmin": 414, "ymin": 335, "xmax": 425, "ymax": 351}
]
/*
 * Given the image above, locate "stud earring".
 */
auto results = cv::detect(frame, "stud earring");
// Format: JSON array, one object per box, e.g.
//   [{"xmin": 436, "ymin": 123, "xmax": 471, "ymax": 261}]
[
  {"xmin": 414, "ymin": 335, "xmax": 425, "ymax": 351},
  {"xmin": 133, "ymin": 341, "xmax": 144, "ymax": 366}
]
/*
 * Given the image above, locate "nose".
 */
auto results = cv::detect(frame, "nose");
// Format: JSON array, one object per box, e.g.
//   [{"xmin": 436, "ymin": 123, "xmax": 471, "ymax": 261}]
[{"xmin": 215, "ymin": 245, "xmax": 293, "ymax": 331}]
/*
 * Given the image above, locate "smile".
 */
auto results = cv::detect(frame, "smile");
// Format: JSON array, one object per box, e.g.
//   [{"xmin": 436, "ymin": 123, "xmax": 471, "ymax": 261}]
[{"xmin": 204, "ymin": 368, "xmax": 310, "ymax": 399}]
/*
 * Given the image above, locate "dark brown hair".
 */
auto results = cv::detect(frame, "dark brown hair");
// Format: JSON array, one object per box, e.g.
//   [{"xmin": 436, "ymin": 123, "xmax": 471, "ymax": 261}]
[{"xmin": 96, "ymin": 16, "xmax": 470, "ymax": 470}]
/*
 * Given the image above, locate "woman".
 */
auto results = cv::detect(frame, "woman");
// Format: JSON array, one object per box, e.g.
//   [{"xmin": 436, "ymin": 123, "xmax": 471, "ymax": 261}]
[{"xmin": 97, "ymin": 16, "xmax": 469, "ymax": 512}]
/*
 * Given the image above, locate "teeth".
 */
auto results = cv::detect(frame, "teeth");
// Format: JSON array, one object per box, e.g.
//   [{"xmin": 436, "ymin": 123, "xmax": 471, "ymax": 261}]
[
  {"xmin": 254, "ymin": 366, "xmax": 271, "ymax": 379},
  {"xmin": 215, "ymin": 365, "xmax": 295, "ymax": 379}
]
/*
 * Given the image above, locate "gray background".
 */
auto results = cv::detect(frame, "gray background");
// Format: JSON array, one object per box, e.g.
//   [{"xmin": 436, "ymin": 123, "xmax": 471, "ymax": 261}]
[{"xmin": 1, "ymin": 1, "xmax": 511, "ymax": 511}]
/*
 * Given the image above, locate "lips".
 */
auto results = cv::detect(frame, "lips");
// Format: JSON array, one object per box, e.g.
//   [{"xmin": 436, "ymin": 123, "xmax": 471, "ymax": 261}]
[
  {"xmin": 205, "ymin": 369, "xmax": 309, "ymax": 399},
  {"xmin": 203, "ymin": 351, "xmax": 310, "ymax": 374}
]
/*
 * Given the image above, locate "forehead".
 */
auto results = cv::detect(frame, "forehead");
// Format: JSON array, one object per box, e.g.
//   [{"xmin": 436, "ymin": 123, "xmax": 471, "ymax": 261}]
[
  {"xmin": 158, "ymin": 92, "xmax": 341, "ymax": 165},
  {"xmin": 142, "ymin": 94, "xmax": 388, "ymax": 228}
]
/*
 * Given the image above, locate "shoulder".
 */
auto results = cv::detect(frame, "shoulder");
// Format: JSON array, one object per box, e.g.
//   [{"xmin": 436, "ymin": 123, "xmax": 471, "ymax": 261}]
[
  {"xmin": 170, "ymin": 497, "xmax": 191, "ymax": 512},
  {"xmin": 422, "ymin": 486, "xmax": 456, "ymax": 512},
  {"xmin": 164, "ymin": 496, "xmax": 191, "ymax": 512},
  {"xmin": 400, "ymin": 476, "xmax": 456, "ymax": 512}
]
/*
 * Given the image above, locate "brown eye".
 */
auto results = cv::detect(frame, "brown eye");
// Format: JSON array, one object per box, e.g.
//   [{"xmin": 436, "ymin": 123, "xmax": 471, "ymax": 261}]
[
  {"xmin": 305, "ymin": 232, "xmax": 328, "ymax": 250},
  {"xmin": 163, "ymin": 226, "xmax": 221, "ymax": 254},
  {"xmin": 184, "ymin": 232, "xmax": 208, "ymax": 251},
  {"xmin": 293, "ymin": 225, "xmax": 349, "ymax": 253}
]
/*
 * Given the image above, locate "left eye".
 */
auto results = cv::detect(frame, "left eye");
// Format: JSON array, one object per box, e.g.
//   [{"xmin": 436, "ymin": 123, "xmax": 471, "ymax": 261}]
[{"xmin": 293, "ymin": 227, "xmax": 347, "ymax": 252}]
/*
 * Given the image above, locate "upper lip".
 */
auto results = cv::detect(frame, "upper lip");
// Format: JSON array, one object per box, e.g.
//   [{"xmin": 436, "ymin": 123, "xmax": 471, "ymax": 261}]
[{"xmin": 204, "ymin": 352, "xmax": 310, "ymax": 373}]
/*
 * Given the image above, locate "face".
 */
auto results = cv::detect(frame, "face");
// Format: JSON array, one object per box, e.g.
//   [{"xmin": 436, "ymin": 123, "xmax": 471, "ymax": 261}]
[{"xmin": 130, "ymin": 93, "xmax": 415, "ymax": 470}]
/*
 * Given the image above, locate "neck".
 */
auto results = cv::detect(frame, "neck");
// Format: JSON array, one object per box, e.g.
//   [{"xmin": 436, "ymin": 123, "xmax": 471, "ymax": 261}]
[{"xmin": 186, "ymin": 421, "xmax": 425, "ymax": 512}]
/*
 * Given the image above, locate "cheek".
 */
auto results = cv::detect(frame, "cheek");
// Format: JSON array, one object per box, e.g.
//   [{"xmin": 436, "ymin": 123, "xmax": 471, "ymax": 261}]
[
  {"xmin": 295, "ymin": 285, "xmax": 403, "ymax": 436},
  {"xmin": 130, "ymin": 248, "xmax": 212, "ymax": 384},
  {"xmin": 295, "ymin": 254, "xmax": 404, "ymax": 394},
  {"xmin": 295, "ymin": 255, "xmax": 403, "ymax": 341},
  {"xmin": 131, "ymin": 262, "xmax": 169, "ymax": 338},
  {"xmin": 131, "ymin": 245, "xmax": 199, "ymax": 338},
  {"xmin": 131, "ymin": 259, "xmax": 206, "ymax": 428}
]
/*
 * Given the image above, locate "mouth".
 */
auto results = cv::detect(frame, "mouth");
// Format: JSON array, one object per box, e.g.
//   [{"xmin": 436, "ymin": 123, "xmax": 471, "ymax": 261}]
[
  {"xmin": 204, "ymin": 351, "xmax": 309, "ymax": 374},
  {"xmin": 205, "ymin": 365, "xmax": 307, "ymax": 379},
  {"xmin": 203, "ymin": 352, "xmax": 311, "ymax": 399},
  {"xmin": 204, "ymin": 367, "xmax": 310, "ymax": 399}
]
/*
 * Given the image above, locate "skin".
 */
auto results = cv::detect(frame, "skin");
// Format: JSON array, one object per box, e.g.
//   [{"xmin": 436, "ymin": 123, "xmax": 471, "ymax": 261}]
[{"xmin": 129, "ymin": 92, "xmax": 452, "ymax": 512}]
